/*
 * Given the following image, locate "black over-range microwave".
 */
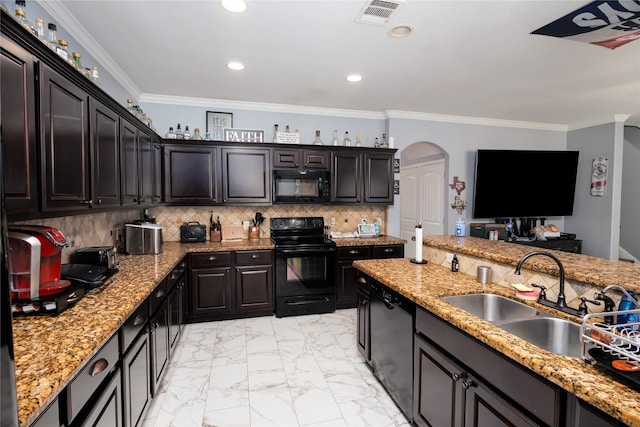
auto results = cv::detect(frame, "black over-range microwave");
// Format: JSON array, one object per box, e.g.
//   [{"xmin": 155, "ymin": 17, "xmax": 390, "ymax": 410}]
[{"xmin": 273, "ymin": 169, "xmax": 330, "ymax": 203}]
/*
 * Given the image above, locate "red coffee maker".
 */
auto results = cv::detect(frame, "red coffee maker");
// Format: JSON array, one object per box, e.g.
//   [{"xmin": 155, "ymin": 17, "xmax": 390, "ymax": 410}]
[{"xmin": 8, "ymin": 225, "xmax": 84, "ymax": 314}]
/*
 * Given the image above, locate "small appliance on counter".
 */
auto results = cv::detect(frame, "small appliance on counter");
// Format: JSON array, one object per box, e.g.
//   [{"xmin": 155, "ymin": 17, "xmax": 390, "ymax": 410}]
[
  {"xmin": 62, "ymin": 246, "xmax": 120, "ymax": 289},
  {"xmin": 180, "ymin": 222, "xmax": 206, "ymax": 243},
  {"xmin": 125, "ymin": 222, "xmax": 163, "ymax": 254},
  {"xmin": 71, "ymin": 246, "xmax": 119, "ymax": 270},
  {"xmin": 8, "ymin": 225, "xmax": 85, "ymax": 315},
  {"xmin": 61, "ymin": 263, "xmax": 116, "ymax": 290}
]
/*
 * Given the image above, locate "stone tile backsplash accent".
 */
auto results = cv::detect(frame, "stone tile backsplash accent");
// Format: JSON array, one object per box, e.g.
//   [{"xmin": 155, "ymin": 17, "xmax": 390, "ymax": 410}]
[
  {"xmin": 9, "ymin": 209, "xmax": 141, "ymax": 263},
  {"xmin": 8, "ymin": 205, "xmax": 388, "ymax": 261},
  {"xmin": 424, "ymin": 246, "xmax": 613, "ymax": 313},
  {"xmin": 149, "ymin": 205, "xmax": 388, "ymax": 242}
]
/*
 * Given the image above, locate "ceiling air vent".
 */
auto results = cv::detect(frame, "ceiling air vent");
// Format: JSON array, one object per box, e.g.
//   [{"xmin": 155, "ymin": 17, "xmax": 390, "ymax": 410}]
[{"xmin": 355, "ymin": 0, "xmax": 405, "ymax": 26}]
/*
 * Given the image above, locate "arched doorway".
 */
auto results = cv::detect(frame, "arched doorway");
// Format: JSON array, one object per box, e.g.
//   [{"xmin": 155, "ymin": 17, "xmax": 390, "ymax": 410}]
[{"xmin": 400, "ymin": 142, "xmax": 448, "ymax": 258}]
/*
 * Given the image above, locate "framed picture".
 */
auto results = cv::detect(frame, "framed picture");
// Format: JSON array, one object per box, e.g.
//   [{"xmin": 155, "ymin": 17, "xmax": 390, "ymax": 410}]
[{"xmin": 206, "ymin": 111, "xmax": 233, "ymax": 140}]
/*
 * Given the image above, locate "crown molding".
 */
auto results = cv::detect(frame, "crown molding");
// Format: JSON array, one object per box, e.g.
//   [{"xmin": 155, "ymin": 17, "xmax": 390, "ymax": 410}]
[
  {"xmin": 384, "ymin": 110, "xmax": 568, "ymax": 132},
  {"xmin": 36, "ymin": 0, "xmax": 142, "ymax": 99},
  {"xmin": 139, "ymin": 94, "xmax": 385, "ymax": 120},
  {"xmin": 567, "ymin": 114, "xmax": 635, "ymax": 131}
]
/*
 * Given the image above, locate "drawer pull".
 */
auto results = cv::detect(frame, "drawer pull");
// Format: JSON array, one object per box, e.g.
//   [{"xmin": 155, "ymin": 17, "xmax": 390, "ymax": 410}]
[
  {"xmin": 171, "ymin": 272, "xmax": 179, "ymax": 279},
  {"xmin": 358, "ymin": 276, "xmax": 367, "ymax": 284},
  {"xmin": 208, "ymin": 256, "xmax": 217, "ymax": 261},
  {"xmin": 384, "ymin": 248, "xmax": 394, "ymax": 253},
  {"xmin": 155, "ymin": 289, "xmax": 165, "ymax": 298},
  {"xmin": 251, "ymin": 254, "xmax": 258, "ymax": 259},
  {"xmin": 349, "ymin": 250, "xmax": 359, "ymax": 254},
  {"xmin": 133, "ymin": 314, "xmax": 145, "ymax": 326},
  {"xmin": 91, "ymin": 358, "xmax": 109, "ymax": 377}
]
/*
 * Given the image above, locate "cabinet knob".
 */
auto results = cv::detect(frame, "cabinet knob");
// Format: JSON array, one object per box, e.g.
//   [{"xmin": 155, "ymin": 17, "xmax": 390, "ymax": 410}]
[
  {"xmin": 358, "ymin": 276, "xmax": 367, "ymax": 284},
  {"xmin": 251, "ymin": 254, "xmax": 258, "ymax": 259},
  {"xmin": 349, "ymin": 250, "xmax": 359, "ymax": 255},
  {"xmin": 384, "ymin": 248, "xmax": 393, "ymax": 253},
  {"xmin": 95, "ymin": 199, "xmax": 102, "ymax": 205},
  {"xmin": 155, "ymin": 289, "xmax": 165, "ymax": 298},
  {"xmin": 80, "ymin": 199, "xmax": 93, "ymax": 206},
  {"xmin": 133, "ymin": 314, "xmax": 145, "ymax": 326},
  {"xmin": 452, "ymin": 373, "xmax": 461, "ymax": 381},
  {"xmin": 208, "ymin": 256, "xmax": 217, "ymax": 261},
  {"xmin": 139, "ymin": 198, "xmax": 146, "ymax": 204},
  {"xmin": 462, "ymin": 380, "xmax": 475, "ymax": 390}
]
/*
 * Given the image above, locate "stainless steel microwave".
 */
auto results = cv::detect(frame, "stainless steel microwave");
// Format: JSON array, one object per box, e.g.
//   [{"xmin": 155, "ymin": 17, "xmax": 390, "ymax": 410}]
[{"xmin": 272, "ymin": 170, "xmax": 330, "ymax": 203}]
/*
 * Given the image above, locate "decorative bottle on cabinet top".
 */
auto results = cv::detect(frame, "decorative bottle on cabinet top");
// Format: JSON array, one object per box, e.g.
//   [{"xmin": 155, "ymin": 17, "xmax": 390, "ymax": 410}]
[
  {"xmin": 312, "ymin": 130, "xmax": 324, "ymax": 145},
  {"xmin": 331, "ymin": 130, "xmax": 339, "ymax": 146}
]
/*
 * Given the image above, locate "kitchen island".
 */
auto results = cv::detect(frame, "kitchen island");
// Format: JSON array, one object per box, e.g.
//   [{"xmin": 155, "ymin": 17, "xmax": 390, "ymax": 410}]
[{"xmin": 353, "ymin": 236, "xmax": 640, "ymax": 426}]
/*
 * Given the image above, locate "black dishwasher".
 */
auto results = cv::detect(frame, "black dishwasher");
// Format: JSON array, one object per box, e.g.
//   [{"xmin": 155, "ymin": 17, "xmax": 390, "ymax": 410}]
[{"xmin": 370, "ymin": 280, "xmax": 415, "ymax": 421}]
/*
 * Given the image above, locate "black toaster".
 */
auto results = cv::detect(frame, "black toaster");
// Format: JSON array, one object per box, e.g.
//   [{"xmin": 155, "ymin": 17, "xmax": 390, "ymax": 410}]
[
  {"xmin": 71, "ymin": 246, "xmax": 119, "ymax": 270},
  {"xmin": 180, "ymin": 222, "xmax": 206, "ymax": 243}
]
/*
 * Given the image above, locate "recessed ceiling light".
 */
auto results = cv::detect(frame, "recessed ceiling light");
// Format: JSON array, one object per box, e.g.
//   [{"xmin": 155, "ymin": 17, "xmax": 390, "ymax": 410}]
[
  {"xmin": 221, "ymin": 0, "xmax": 247, "ymax": 13},
  {"xmin": 226, "ymin": 61, "xmax": 246, "ymax": 71},
  {"xmin": 389, "ymin": 24, "xmax": 413, "ymax": 38},
  {"xmin": 346, "ymin": 74, "xmax": 363, "ymax": 82}
]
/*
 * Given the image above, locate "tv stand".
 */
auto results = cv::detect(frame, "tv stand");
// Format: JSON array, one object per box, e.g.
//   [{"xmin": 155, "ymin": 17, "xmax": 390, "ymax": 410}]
[{"xmin": 508, "ymin": 237, "xmax": 582, "ymax": 254}]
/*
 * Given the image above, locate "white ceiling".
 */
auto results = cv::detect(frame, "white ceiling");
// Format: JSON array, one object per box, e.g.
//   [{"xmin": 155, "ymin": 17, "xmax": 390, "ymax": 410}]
[{"xmin": 52, "ymin": 0, "xmax": 640, "ymax": 129}]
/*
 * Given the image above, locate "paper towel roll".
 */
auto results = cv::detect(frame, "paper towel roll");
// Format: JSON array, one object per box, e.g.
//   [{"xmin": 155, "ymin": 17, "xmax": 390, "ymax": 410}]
[{"xmin": 415, "ymin": 224, "xmax": 423, "ymax": 262}]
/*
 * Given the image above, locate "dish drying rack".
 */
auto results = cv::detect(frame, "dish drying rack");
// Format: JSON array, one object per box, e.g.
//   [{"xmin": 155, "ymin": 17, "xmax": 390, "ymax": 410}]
[{"xmin": 581, "ymin": 310, "xmax": 640, "ymax": 363}]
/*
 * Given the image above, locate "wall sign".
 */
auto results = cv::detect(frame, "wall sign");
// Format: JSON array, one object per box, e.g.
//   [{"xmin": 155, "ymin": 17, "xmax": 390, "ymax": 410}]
[
  {"xmin": 224, "ymin": 128, "xmax": 265, "ymax": 143},
  {"xmin": 532, "ymin": 1, "xmax": 640, "ymax": 49},
  {"xmin": 206, "ymin": 111, "xmax": 233, "ymax": 140},
  {"xmin": 591, "ymin": 157, "xmax": 608, "ymax": 196},
  {"xmin": 393, "ymin": 158, "xmax": 400, "ymax": 173}
]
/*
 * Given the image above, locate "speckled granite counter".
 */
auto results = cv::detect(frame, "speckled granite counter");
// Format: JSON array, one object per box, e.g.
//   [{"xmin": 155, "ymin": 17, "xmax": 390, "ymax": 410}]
[
  {"xmin": 332, "ymin": 235, "xmax": 406, "ymax": 247},
  {"xmin": 354, "ymin": 257, "xmax": 640, "ymax": 426},
  {"xmin": 12, "ymin": 239, "xmax": 273, "ymax": 427},
  {"xmin": 423, "ymin": 235, "xmax": 640, "ymax": 291}
]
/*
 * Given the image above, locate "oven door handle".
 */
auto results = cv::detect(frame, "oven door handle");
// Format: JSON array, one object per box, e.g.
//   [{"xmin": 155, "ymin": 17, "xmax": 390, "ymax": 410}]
[{"xmin": 276, "ymin": 247, "xmax": 336, "ymax": 255}]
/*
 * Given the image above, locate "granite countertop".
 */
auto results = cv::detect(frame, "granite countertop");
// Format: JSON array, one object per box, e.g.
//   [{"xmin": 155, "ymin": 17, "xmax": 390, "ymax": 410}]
[
  {"xmin": 353, "ymin": 257, "xmax": 640, "ymax": 426},
  {"xmin": 332, "ymin": 235, "xmax": 406, "ymax": 247},
  {"xmin": 11, "ymin": 239, "xmax": 274, "ymax": 427},
  {"xmin": 423, "ymin": 235, "xmax": 640, "ymax": 291}
]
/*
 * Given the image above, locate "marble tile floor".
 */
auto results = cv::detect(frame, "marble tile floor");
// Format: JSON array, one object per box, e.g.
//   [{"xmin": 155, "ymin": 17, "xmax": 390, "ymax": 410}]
[{"xmin": 141, "ymin": 309, "xmax": 411, "ymax": 427}]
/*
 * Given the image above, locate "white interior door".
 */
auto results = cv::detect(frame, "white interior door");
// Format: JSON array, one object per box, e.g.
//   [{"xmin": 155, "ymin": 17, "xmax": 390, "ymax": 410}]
[{"xmin": 400, "ymin": 160, "xmax": 445, "ymax": 258}]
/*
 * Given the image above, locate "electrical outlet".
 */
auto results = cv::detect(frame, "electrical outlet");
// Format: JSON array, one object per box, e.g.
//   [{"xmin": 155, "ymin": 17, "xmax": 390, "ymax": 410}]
[{"xmin": 446, "ymin": 253, "xmax": 454, "ymax": 263}]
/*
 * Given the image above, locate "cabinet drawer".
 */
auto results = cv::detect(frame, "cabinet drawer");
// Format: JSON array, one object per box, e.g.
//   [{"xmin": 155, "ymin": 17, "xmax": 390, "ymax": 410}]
[
  {"xmin": 235, "ymin": 250, "xmax": 273, "ymax": 266},
  {"xmin": 191, "ymin": 251, "xmax": 232, "ymax": 268},
  {"xmin": 372, "ymin": 244, "xmax": 404, "ymax": 258},
  {"xmin": 149, "ymin": 279, "xmax": 168, "ymax": 316},
  {"xmin": 337, "ymin": 246, "xmax": 371, "ymax": 260},
  {"xmin": 120, "ymin": 301, "xmax": 149, "ymax": 354},
  {"xmin": 167, "ymin": 257, "xmax": 188, "ymax": 291},
  {"xmin": 65, "ymin": 334, "xmax": 119, "ymax": 424}
]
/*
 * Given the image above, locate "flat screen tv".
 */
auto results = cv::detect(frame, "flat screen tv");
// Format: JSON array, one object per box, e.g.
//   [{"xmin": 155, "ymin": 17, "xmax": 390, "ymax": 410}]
[{"xmin": 472, "ymin": 149, "xmax": 579, "ymax": 219}]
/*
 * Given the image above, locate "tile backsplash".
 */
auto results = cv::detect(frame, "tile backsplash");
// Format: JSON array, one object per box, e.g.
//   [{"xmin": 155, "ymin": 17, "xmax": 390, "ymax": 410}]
[
  {"xmin": 9, "ymin": 209, "xmax": 141, "ymax": 263},
  {"xmin": 149, "ymin": 205, "xmax": 388, "ymax": 241},
  {"xmin": 8, "ymin": 205, "xmax": 388, "ymax": 261}
]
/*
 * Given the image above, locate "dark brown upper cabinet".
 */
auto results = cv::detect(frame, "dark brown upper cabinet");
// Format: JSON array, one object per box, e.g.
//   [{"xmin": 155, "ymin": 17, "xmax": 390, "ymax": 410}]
[
  {"xmin": 331, "ymin": 150, "xmax": 394, "ymax": 205},
  {"xmin": 1, "ymin": 34, "xmax": 38, "ymax": 214},
  {"xmin": 163, "ymin": 144, "xmax": 219, "ymax": 205},
  {"xmin": 89, "ymin": 98, "xmax": 121, "ymax": 208},
  {"xmin": 40, "ymin": 63, "xmax": 91, "ymax": 212},
  {"xmin": 221, "ymin": 147, "xmax": 271, "ymax": 205},
  {"xmin": 273, "ymin": 148, "xmax": 329, "ymax": 170}
]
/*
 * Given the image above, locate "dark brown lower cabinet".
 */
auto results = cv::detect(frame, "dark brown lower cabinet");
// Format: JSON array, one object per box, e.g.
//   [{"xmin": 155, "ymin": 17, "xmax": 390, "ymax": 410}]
[
  {"xmin": 122, "ymin": 332, "xmax": 151, "ymax": 427},
  {"xmin": 188, "ymin": 250, "xmax": 274, "ymax": 322},
  {"xmin": 356, "ymin": 285, "xmax": 370, "ymax": 363},
  {"xmin": 79, "ymin": 369, "xmax": 123, "ymax": 427},
  {"xmin": 414, "ymin": 307, "xmax": 561, "ymax": 427},
  {"xmin": 149, "ymin": 301, "xmax": 169, "ymax": 397},
  {"xmin": 337, "ymin": 244, "xmax": 403, "ymax": 308},
  {"xmin": 168, "ymin": 274, "xmax": 186, "ymax": 353}
]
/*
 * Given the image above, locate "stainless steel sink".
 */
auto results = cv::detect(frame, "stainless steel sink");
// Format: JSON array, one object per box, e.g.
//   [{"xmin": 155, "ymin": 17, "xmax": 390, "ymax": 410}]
[
  {"xmin": 443, "ymin": 293, "xmax": 582, "ymax": 357},
  {"xmin": 442, "ymin": 293, "xmax": 540, "ymax": 323},
  {"xmin": 498, "ymin": 317, "xmax": 582, "ymax": 358}
]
